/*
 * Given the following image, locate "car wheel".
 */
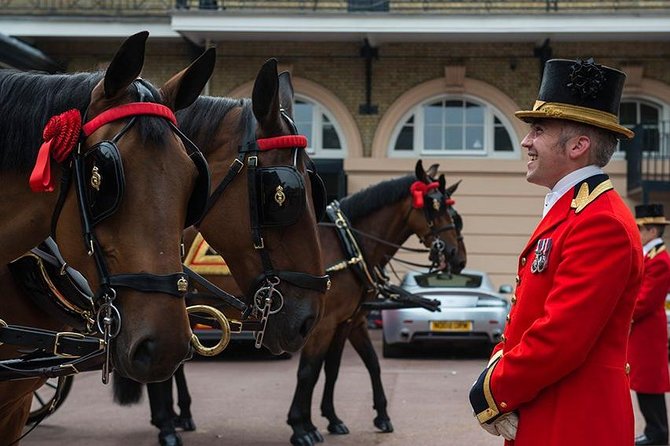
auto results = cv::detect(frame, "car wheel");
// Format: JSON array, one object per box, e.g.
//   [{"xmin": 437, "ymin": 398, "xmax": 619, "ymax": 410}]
[{"xmin": 382, "ymin": 333, "xmax": 406, "ymax": 358}]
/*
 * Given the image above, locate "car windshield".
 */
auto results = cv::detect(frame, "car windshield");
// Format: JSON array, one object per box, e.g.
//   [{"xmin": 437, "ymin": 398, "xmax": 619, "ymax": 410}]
[{"xmin": 414, "ymin": 273, "xmax": 483, "ymax": 288}]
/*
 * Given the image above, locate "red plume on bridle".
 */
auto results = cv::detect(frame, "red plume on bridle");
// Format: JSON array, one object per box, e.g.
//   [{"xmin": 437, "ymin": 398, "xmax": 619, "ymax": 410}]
[
  {"xmin": 410, "ymin": 181, "xmax": 439, "ymax": 209},
  {"xmin": 29, "ymin": 109, "xmax": 82, "ymax": 192}
]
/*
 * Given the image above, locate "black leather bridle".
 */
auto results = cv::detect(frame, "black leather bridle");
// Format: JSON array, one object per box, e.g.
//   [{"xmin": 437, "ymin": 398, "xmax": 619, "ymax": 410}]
[
  {"xmin": 49, "ymin": 80, "xmax": 210, "ymax": 382},
  {"xmin": 195, "ymin": 108, "xmax": 330, "ymax": 347}
]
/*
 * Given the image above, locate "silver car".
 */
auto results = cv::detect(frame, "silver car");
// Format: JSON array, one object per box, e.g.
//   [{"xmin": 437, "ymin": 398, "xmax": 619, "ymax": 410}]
[{"xmin": 381, "ymin": 269, "xmax": 511, "ymax": 357}]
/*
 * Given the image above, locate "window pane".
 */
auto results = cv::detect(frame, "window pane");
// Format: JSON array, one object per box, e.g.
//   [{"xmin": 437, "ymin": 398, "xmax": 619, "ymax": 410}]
[
  {"xmin": 294, "ymin": 101, "xmax": 313, "ymax": 145},
  {"xmin": 494, "ymin": 126, "xmax": 514, "ymax": 151},
  {"xmin": 643, "ymin": 126, "xmax": 660, "ymax": 152},
  {"xmin": 321, "ymin": 124, "xmax": 342, "ymax": 150},
  {"xmin": 465, "ymin": 102, "xmax": 484, "ymax": 124},
  {"xmin": 424, "ymin": 102, "xmax": 443, "ymax": 125},
  {"xmin": 445, "ymin": 126, "xmax": 462, "ymax": 151},
  {"xmin": 619, "ymin": 102, "xmax": 637, "ymax": 125},
  {"xmin": 445, "ymin": 100, "xmax": 462, "ymax": 125},
  {"xmin": 466, "ymin": 126, "xmax": 484, "ymax": 150},
  {"xmin": 641, "ymin": 104, "xmax": 660, "ymax": 124},
  {"xmin": 394, "ymin": 125, "xmax": 414, "ymax": 151},
  {"xmin": 424, "ymin": 125, "xmax": 442, "ymax": 151}
]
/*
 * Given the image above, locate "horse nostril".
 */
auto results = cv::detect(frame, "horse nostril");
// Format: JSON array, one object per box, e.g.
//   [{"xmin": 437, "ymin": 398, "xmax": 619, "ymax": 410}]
[
  {"xmin": 299, "ymin": 315, "xmax": 317, "ymax": 338},
  {"xmin": 131, "ymin": 338, "xmax": 156, "ymax": 370}
]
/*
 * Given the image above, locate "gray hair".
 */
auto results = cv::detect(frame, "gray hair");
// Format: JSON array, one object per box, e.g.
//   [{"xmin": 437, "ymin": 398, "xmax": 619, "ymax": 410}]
[{"xmin": 559, "ymin": 121, "xmax": 618, "ymax": 167}]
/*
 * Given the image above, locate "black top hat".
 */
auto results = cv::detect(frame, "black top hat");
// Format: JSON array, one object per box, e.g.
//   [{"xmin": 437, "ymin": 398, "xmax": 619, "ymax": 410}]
[
  {"xmin": 515, "ymin": 58, "xmax": 634, "ymax": 139},
  {"xmin": 635, "ymin": 204, "xmax": 670, "ymax": 225}
]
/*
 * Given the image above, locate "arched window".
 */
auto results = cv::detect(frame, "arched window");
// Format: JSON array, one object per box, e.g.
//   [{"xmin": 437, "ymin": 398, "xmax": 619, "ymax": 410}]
[
  {"xmin": 389, "ymin": 95, "xmax": 517, "ymax": 158},
  {"xmin": 294, "ymin": 96, "xmax": 346, "ymax": 159},
  {"xmin": 619, "ymin": 98, "xmax": 667, "ymax": 155}
]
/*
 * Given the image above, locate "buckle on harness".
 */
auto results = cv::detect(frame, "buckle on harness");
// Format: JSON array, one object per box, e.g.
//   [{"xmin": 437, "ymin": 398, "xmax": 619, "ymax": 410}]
[
  {"xmin": 229, "ymin": 319, "xmax": 243, "ymax": 333},
  {"xmin": 54, "ymin": 331, "xmax": 87, "ymax": 357}
]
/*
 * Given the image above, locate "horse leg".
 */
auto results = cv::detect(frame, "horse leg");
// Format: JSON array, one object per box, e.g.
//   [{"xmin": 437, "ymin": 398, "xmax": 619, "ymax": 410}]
[
  {"xmin": 0, "ymin": 378, "xmax": 43, "ymax": 443},
  {"xmin": 349, "ymin": 316, "xmax": 393, "ymax": 433},
  {"xmin": 287, "ymin": 350, "xmax": 327, "ymax": 446},
  {"xmin": 173, "ymin": 364, "xmax": 196, "ymax": 431},
  {"xmin": 320, "ymin": 322, "xmax": 351, "ymax": 435},
  {"xmin": 148, "ymin": 377, "xmax": 182, "ymax": 446}
]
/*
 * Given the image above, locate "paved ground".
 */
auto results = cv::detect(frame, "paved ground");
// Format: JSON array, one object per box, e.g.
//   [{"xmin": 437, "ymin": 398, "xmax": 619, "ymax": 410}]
[{"xmin": 19, "ymin": 329, "xmax": 658, "ymax": 446}]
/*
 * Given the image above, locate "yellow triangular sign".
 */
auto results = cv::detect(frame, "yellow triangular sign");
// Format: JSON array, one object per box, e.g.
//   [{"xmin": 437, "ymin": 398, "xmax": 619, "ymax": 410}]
[{"xmin": 184, "ymin": 232, "xmax": 231, "ymax": 275}]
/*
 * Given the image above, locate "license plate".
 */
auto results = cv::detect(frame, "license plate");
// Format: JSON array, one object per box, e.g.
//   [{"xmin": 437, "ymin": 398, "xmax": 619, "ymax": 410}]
[{"xmin": 430, "ymin": 320, "xmax": 472, "ymax": 332}]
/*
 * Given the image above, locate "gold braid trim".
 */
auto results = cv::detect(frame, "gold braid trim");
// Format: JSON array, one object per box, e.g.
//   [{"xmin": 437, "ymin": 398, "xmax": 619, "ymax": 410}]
[
  {"xmin": 532, "ymin": 101, "xmax": 619, "ymax": 125},
  {"xmin": 570, "ymin": 179, "xmax": 613, "ymax": 214},
  {"xmin": 476, "ymin": 350, "xmax": 503, "ymax": 423},
  {"xmin": 648, "ymin": 245, "xmax": 666, "ymax": 260}
]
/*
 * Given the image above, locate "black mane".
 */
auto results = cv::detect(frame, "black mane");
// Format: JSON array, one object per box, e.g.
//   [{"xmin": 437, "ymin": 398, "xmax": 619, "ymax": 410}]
[
  {"xmin": 0, "ymin": 69, "xmax": 172, "ymax": 173},
  {"xmin": 176, "ymin": 96, "xmax": 252, "ymax": 152},
  {"xmin": 0, "ymin": 70, "xmax": 99, "ymax": 172},
  {"xmin": 339, "ymin": 175, "xmax": 416, "ymax": 224}
]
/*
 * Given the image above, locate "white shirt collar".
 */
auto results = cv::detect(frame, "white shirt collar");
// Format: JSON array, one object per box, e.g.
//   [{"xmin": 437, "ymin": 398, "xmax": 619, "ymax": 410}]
[
  {"xmin": 643, "ymin": 237, "xmax": 664, "ymax": 256},
  {"xmin": 542, "ymin": 165, "xmax": 604, "ymax": 217}
]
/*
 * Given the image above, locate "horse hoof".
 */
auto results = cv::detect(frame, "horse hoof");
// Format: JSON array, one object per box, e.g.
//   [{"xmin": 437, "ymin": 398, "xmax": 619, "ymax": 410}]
[
  {"xmin": 290, "ymin": 433, "xmax": 315, "ymax": 446},
  {"xmin": 309, "ymin": 429, "xmax": 324, "ymax": 442},
  {"xmin": 159, "ymin": 431, "xmax": 183, "ymax": 446},
  {"xmin": 174, "ymin": 416, "xmax": 196, "ymax": 431},
  {"xmin": 327, "ymin": 422, "xmax": 350, "ymax": 435},
  {"xmin": 374, "ymin": 417, "xmax": 394, "ymax": 433}
]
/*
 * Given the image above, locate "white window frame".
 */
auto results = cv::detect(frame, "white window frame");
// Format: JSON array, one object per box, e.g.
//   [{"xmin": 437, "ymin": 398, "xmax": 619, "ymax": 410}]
[
  {"xmin": 294, "ymin": 94, "xmax": 347, "ymax": 159},
  {"xmin": 388, "ymin": 94, "xmax": 518, "ymax": 159},
  {"xmin": 616, "ymin": 96, "xmax": 670, "ymax": 159}
]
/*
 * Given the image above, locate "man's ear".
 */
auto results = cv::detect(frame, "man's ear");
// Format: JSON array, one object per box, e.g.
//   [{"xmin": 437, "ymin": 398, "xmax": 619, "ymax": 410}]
[{"xmin": 567, "ymin": 135, "xmax": 591, "ymax": 161}]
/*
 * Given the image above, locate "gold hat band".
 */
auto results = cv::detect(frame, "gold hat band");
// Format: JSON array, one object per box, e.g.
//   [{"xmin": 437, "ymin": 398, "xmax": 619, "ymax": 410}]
[
  {"xmin": 636, "ymin": 216, "xmax": 670, "ymax": 225},
  {"xmin": 532, "ymin": 101, "xmax": 619, "ymax": 125},
  {"xmin": 515, "ymin": 100, "xmax": 634, "ymax": 139}
]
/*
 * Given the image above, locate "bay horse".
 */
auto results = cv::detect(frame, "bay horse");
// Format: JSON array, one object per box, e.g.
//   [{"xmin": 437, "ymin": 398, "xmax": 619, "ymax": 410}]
[
  {"xmin": 287, "ymin": 160, "xmax": 466, "ymax": 446},
  {"xmin": 0, "ymin": 32, "xmax": 215, "ymax": 442},
  {"xmin": 112, "ymin": 58, "xmax": 329, "ymax": 446},
  {"xmin": 133, "ymin": 161, "xmax": 465, "ymax": 446}
]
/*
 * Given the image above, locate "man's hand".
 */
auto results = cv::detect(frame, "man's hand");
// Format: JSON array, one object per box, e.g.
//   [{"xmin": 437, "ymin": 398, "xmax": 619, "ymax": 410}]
[{"xmin": 479, "ymin": 412, "xmax": 519, "ymax": 441}]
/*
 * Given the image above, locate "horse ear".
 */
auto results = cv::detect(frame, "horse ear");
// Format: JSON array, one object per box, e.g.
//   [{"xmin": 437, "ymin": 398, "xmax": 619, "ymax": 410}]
[
  {"xmin": 446, "ymin": 179, "xmax": 462, "ymax": 196},
  {"xmin": 252, "ymin": 58, "xmax": 281, "ymax": 127},
  {"xmin": 103, "ymin": 31, "xmax": 148, "ymax": 99},
  {"xmin": 278, "ymin": 71, "xmax": 294, "ymax": 118},
  {"xmin": 438, "ymin": 174, "xmax": 446, "ymax": 192},
  {"xmin": 160, "ymin": 47, "xmax": 216, "ymax": 111},
  {"xmin": 415, "ymin": 159, "xmax": 428, "ymax": 183},
  {"xmin": 426, "ymin": 163, "xmax": 440, "ymax": 179}
]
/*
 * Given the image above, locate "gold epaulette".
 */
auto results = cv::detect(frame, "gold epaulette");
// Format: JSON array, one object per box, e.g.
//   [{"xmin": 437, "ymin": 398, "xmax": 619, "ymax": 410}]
[
  {"xmin": 571, "ymin": 179, "xmax": 613, "ymax": 214},
  {"xmin": 648, "ymin": 245, "xmax": 666, "ymax": 260}
]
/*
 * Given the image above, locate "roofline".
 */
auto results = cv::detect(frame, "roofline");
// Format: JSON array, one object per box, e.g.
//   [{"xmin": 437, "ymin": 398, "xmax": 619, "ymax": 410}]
[{"xmin": 3, "ymin": 13, "xmax": 670, "ymax": 44}]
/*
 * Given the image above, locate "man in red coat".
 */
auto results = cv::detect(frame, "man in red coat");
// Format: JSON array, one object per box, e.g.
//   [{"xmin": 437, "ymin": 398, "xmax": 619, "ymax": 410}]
[
  {"xmin": 469, "ymin": 58, "xmax": 644, "ymax": 446},
  {"xmin": 630, "ymin": 204, "xmax": 670, "ymax": 445}
]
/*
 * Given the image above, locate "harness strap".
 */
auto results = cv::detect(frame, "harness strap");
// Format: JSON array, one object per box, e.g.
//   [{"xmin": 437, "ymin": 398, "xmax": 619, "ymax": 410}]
[
  {"xmin": 324, "ymin": 201, "xmax": 377, "ymax": 293},
  {"xmin": 107, "ymin": 273, "xmax": 189, "ymax": 298},
  {"xmin": 82, "ymin": 102, "xmax": 176, "ymax": 136},
  {"xmin": 202, "ymin": 153, "xmax": 245, "ymax": 217},
  {"xmin": 0, "ymin": 349, "xmax": 104, "ymax": 381},
  {"xmin": 185, "ymin": 294, "xmax": 263, "ymax": 332},
  {"xmin": 0, "ymin": 323, "xmax": 103, "ymax": 358},
  {"xmin": 183, "ymin": 266, "xmax": 247, "ymax": 312},
  {"xmin": 249, "ymin": 270, "xmax": 331, "ymax": 296}
]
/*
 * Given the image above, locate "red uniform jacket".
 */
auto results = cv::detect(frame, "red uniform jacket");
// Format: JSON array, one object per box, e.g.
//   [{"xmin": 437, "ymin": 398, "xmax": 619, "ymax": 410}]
[
  {"xmin": 470, "ymin": 174, "xmax": 643, "ymax": 446},
  {"xmin": 628, "ymin": 242, "xmax": 670, "ymax": 393}
]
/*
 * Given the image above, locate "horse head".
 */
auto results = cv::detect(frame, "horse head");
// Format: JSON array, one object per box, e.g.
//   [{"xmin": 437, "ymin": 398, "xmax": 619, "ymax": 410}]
[
  {"xmin": 180, "ymin": 58, "xmax": 327, "ymax": 354},
  {"xmin": 54, "ymin": 32, "xmax": 215, "ymax": 382},
  {"xmin": 408, "ymin": 160, "xmax": 466, "ymax": 274}
]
